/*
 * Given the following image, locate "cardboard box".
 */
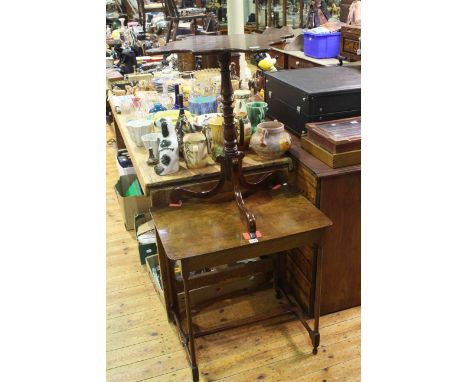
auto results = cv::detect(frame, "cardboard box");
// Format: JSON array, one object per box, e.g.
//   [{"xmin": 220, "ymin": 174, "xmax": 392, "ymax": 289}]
[
  {"xmin": 114, "ymin": 175, "xmax": 151, "ymax": 230},
  {"xmin": 135, "ymin": 213, "xmax": 157, "ymax": 265},
  {"xmin": 116, "ymin": 149, "xmax": 136, "ymax": 176}
]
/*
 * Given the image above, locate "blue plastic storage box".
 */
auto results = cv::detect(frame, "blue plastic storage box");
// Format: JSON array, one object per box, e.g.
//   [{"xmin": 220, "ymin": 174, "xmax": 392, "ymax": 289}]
[{"xmin": 303, "ymin": 30, "xmax": 341, "ymax": 59}]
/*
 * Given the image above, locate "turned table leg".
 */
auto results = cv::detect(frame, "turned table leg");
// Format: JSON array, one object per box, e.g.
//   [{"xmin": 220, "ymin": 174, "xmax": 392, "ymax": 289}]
[
  {"xmin": 181, "ymin": 261, "xmax": 199, "ymax": 381},
  {"xmin": 312, "ymin": 244, "xmax": 323, "ymax": 355}
]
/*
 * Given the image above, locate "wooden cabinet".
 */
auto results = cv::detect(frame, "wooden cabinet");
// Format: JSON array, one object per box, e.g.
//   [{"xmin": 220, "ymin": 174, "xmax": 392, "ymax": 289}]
[
  {"xmin": 281, "ymin": 135, "xmax": 361, "ymax": 316},
  {"xmin": 340, "ymin": 25, "xmax": 361, "ymax": 62}
]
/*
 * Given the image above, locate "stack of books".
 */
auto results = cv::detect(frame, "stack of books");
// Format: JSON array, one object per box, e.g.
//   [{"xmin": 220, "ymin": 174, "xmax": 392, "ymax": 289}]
[{"xmin": 301, "ymin": 117, "xmax": 361, "ymax": 168}]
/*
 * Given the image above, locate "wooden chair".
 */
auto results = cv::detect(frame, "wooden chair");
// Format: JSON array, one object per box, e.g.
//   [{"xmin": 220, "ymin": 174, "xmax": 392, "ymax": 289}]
[{"xmin": 163, "ymin": 0, "xmax": 207, "ymax": 42}]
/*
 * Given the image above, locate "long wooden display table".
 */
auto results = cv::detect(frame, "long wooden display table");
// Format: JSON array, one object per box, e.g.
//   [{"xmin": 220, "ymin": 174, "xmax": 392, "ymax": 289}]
[{"xmin": 108, "ymin": 94, "xmax": 293, "ymax": 199}]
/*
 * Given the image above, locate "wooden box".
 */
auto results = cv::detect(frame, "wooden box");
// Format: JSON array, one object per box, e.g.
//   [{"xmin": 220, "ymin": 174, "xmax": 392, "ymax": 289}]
[
  {"xmin": 340, "ymin": 25, "xmax": 361, "ymax": 62},
  {"xmin": 301, "ymin": 137, "xmax": 361, "ymax": 168},
  {"xmin": 306, "ymin": 117, "xmax": 361, "ymax": 154}
]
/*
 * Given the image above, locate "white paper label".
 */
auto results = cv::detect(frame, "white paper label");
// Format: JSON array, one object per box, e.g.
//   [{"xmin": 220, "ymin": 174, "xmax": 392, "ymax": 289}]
[{"xmin": 249, "ymin": 238, "xmax": 259, "ymax": 244}]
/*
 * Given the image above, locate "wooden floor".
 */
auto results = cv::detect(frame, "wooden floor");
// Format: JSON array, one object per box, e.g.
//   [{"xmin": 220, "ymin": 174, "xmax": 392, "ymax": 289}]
[{"xmin": 106, "ymin": 124, "xmax": 361, "ymax": 382}]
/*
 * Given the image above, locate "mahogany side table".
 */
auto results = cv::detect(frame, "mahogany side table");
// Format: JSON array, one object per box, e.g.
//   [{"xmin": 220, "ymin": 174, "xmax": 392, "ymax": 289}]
[{"xmin": 151, "ymin": 188, "xmax": 332, "ymax": 381}]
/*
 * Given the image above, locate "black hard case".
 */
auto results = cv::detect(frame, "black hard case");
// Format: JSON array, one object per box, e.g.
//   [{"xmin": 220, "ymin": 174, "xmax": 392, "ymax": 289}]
[{"xmin": 264, "ymin": 66, "xmax": 361, "ymax": 136}]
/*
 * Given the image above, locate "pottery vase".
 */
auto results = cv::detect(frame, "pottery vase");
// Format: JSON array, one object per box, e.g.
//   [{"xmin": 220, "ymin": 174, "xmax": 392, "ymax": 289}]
[
  {"xmin": 183, "ymin": 132, "xmax": 209, "ymax": 169},
  {"xmin": 126, "ymin": 119, "xmax": 153, "ymax": 147},
  {"xmin": 188, "ymin": 95, "xmax": 218, "ymax": 116},
  {"xmin": 250, "ymin": 120, "xmax": 291, "ymax": 160}
]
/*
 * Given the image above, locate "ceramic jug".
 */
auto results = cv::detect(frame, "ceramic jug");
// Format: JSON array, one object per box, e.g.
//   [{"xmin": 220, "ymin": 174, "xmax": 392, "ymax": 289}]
[
  {"xmin": 207, "ymin": 114, "xmax": 224, "ymax": 159},
  {"xmin": 235, "ymin": 112, "xmax": 252, "ymax": 151},
  {"xmin": 183, "ymin": 132, "xmax": 209, "ymax": 169},
  {"xmin": 250, "ymin": 120, "xmax": 291, "ymax": 160},
  {"xmin": 246, "ymin": 101, "xmax": 268, "ymax": 133},
  {"xmin": 233, "ymin": 89, "xmax": 251, "ymax": 115}
]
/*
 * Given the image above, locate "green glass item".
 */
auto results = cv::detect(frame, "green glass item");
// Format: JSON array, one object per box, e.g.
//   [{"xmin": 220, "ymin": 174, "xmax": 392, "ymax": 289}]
[{"xmin": 246, "ymin": 101, "xmax": 268, "ymax": 133}]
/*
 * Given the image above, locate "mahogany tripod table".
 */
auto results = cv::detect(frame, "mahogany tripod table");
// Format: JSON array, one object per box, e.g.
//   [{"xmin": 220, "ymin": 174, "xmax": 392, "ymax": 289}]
[
  {"xmin": 151, "ymin": 188, "xmax": 332, "ymax": 381},
  {"xmin": 147, "ymin": 33, "xmax": 294, "ymax": 239}
]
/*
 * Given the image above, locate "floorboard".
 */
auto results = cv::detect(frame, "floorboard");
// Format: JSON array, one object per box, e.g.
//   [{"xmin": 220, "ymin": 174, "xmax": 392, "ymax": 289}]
[{"xmin": 106, "ymin": 124, "xmax": 361, "ymax": 381}]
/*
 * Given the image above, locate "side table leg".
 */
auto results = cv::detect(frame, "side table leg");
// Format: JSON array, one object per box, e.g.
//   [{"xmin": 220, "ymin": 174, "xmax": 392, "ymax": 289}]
[
  {"xmin": 312, "ymin": 245, "xmax": 323, "ymax": 355},
  {"xmin": 168, "ymin": 260, "xmax": 180, "ymax": 325},
  {"xmin": 181, "ymin": 261, "xmax": 199, "ymax": 382},
  {"xmin": 273, "ymin": 253, "xmax": 282, "ymax": 299}
]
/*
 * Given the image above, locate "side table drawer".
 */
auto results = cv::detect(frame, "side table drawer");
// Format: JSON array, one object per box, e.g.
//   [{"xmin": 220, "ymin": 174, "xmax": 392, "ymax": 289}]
[{"xmin": 287, "ymin": 58, "xmax": 317, "ymax": 70}]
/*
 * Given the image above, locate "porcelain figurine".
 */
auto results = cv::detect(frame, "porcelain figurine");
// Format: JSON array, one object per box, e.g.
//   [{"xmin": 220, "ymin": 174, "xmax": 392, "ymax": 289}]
[
  {"xmin": 154, "ymin": 118, "xmax": 179, "ymax": 176},
  {"xmin": 183, "ymin": 132, "xmax": 209, "ymax": 169},
  {"xmin": 250, "ymin": 120, "xmax": 291, "ymax": 160}
]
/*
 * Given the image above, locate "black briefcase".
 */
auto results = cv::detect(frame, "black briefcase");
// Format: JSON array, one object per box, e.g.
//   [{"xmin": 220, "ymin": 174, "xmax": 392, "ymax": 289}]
[{"xmin": 264, "ymin": 66, "xmax": 361, "ymax": 136}]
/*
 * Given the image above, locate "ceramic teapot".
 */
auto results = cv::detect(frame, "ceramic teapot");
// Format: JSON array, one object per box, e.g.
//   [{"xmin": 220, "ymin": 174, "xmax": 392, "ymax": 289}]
[{"xmin": 250, "ymin": 120, "xmax": 291, "ymax": 160}]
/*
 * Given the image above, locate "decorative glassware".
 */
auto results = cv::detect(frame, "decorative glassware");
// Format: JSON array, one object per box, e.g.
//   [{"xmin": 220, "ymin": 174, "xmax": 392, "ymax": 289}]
[
  {"xmin": 175, "ymin": 94, "xmax": 195, "ymax": 157},
  {"xmin": 172, "ymin": 83, "xmax": 181, "ymax": 110}
]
